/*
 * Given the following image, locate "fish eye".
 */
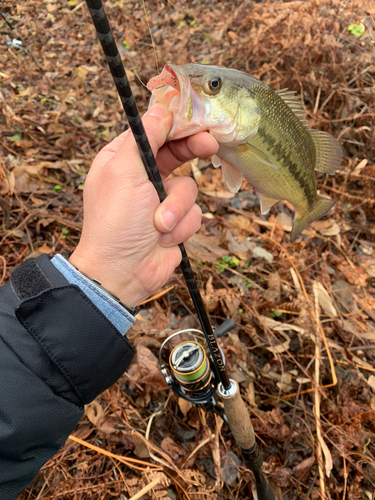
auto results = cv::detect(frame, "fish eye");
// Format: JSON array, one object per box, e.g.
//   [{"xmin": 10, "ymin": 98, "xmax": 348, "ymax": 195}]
[{"xmin": 205, "ymin": 76, "xmax": 222, "ymax": 95}]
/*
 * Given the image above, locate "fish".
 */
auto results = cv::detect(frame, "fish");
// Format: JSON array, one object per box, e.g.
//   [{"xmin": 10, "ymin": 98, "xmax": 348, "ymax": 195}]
[{"xmin": 147, "ymin": 64, "xmax": 342, "ymax": 242}]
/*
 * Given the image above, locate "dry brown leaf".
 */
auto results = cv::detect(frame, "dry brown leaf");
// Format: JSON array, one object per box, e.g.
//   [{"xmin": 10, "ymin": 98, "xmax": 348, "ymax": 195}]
[
  {"xmin": 293, "ymin": 456, "xmax": 315, "ymax": 477},
  {"xmin": 185, "ymin": 233, "xmax": 224, "ymax": 263},
  {"xmin": 178, "ymin": 398, "xmax": 193, "ymax": 417},
  {"xmin": 266, "ymin": 338, "xmax": 291, "ymax": 355},
  {"xmin": 263, "ymin": 272, "xmax": 281, "ymax": 303},
  {"xmin": 367, "ymin": 375, "xmax": 375, "ymax": 392},
  {"xmin": 317, "ymin": 433, "xmax": 333, "ymax": 478},
  {"xmin": 85, "ymin": 400, "xmax": 104, "ymax": 426},
  {"xmin": 260, "ymin": 315, "xmax": 304, "ymax": 334},
  {"xmin": 133, "ymin": 434, "xmax": 150, "ymax": 459},
  {"xmin": 160, "ymin": 437, "xmax": 185, "ymax": 461},
  {"xmin": 313, "ymin": 281, "xmax": 337, "ymax": 317},
  {"xmin": 136, "ymin": 344, "xmax": 159, "ymax": 374}
]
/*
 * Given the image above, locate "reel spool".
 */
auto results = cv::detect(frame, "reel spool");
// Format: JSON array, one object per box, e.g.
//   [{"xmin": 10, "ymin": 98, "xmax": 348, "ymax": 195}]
[
  {"xmin": 169, "ymin": 341, "xmax": 212, "ymax": 396},
  {"xmin": 159, "ymin": 320, "xmax": 235, "ymax": 416}
]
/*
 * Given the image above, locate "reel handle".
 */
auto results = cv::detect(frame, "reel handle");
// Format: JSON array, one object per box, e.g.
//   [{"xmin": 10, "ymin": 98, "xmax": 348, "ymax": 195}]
[{"xmin": 214, "ymin": 318, "xmax": 236, "ymax": 338}]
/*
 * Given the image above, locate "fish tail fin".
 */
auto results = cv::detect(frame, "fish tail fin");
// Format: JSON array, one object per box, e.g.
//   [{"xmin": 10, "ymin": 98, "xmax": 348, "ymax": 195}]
[{"xmin": 290, "ymin": 197, "xmax": 335, "ymax": 243}]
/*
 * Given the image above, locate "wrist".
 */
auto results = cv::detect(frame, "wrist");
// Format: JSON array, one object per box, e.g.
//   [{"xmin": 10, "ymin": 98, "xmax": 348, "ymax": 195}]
[{"xmin": 62, "ymin": 249, "xmax": 140, "ymax": 311}]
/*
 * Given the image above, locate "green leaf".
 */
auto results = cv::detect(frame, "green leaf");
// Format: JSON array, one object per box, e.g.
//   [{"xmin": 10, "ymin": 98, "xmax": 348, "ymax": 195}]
[
  {"xmin": 11, "ymin": 134, "xmax": 21, "ymax": 142},
  {"xmin": 270, "ymin": 310, "xmax": 282, "ymax": 318},
  {"xmin": 53, "ymin": 185, "xmax": 63, "ymax": 192},
  {"xmin": 238, "ymin": 308, "xmax": 243, "ymax": 314},
  {"xmin": 230, "ymin": 257, "xmax": 239, "ymax": 268},
  {"xmin": 221, "ymin": 255, "xmax": 231, "ymax": 263},
  {"xmin": 77, "ymin": 183, "xmax": 84, "ymax": 190},
  {"xmin": 122, "ymin": 40, "xmax": 130, "ymax": 49},
  {"xmin": 348, "ymin": 24, "xmax": 365, "ymax": 36}
]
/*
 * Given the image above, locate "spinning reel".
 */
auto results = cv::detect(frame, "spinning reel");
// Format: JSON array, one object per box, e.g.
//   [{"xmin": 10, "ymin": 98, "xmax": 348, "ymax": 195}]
[{"xmin": 159, "ymin": 319, "xmax": 236, "ymax": 420}]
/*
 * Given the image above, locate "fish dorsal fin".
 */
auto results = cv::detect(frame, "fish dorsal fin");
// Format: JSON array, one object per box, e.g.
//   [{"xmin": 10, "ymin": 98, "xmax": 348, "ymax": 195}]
[
  {"xmin": 220, "ymin": 158, "xmax": 243, "ymax": 193},
  {"xmin": 258, "ymin": 193, "xmax": 279, "ymax": 215},
  {"xmin": 276, "ymin": 89, "xmax": 308, "ymax": 126},
  {"xmin": 246, "ymin": 143, "xmax": 279, "ymax": 171},
  {"xmin": 309, "ymin": 130, "xmax": 342, "ymax": 174},
  {"xmin": 212, "ymin": 154, "xmax": 221, "ymax": 168}
]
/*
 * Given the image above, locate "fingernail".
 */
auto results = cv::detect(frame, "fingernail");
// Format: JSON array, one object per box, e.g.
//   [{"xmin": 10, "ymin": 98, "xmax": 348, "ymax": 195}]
[
  {"xmin": 208, "ymin": 134, "xmax": 219, "ymax": 149},
  {"xmin": 160, "ymin": 211, "xmax": 176, "ymax": 231},
  {"xmin": 146, "ymin": 103, "xmax": 167, "ymax": 119}
]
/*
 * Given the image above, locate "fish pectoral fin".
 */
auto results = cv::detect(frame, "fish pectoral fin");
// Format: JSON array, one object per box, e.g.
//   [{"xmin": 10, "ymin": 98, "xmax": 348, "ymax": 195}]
[
  {"xmin": 212, "ymin": 154, "xmax": 221, "ymax": 168},
  {"xmin": 246, "ymin": 143, "xmax": 279, "ymax": 171},
  {"xmin": 290, "ymin": 196, "xmax": 335, "ymax": 243},
  {"xmin": 310, "ymin": 130, "xmax": 343, "ymax": 174},
  {"xmin": 258, "ymin": 193, "xmax": 279, "ymax": 215},
  {"xmin": 220, "ymin": 158, "xmax": 243, "ymax": 193}
]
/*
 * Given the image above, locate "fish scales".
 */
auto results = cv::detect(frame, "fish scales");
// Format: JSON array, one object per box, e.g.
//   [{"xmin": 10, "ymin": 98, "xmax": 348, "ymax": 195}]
[
  {"xmin": 147, "ymin": 63, "xmax": 342, "ymax": 242},
  {"xmin": 249, "ymin": 85, "xmax": 317, "ymax": 209}
]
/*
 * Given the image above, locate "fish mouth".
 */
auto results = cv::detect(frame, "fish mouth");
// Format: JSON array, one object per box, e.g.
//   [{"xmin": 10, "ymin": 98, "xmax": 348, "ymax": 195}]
[{"xmin": 147, "ymin": 64, "xmax": 208, "ymax": 140}]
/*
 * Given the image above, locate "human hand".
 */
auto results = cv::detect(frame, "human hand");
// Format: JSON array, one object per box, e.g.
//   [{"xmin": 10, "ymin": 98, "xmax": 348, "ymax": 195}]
[{"xmin": 69, "ymin": 104, "xmax": 218, "ymax": 308}]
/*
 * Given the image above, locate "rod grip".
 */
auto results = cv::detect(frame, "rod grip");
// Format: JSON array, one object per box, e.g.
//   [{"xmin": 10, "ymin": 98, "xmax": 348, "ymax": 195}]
[{"xmin": 221, "ymin": 384, "xmax": 255, "ymax": 450}]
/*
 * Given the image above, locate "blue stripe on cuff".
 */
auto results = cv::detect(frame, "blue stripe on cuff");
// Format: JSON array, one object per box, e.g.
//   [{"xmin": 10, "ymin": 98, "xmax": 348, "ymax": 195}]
[{"xmin": 51, "ymin": 254, "xmax": 135, "ymax": 336}]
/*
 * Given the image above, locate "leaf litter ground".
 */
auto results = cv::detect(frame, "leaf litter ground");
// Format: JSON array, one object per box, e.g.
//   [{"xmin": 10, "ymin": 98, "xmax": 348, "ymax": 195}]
[{"xmin": 0, "ymin": 0, "xmax": 375, "ymax": 499}]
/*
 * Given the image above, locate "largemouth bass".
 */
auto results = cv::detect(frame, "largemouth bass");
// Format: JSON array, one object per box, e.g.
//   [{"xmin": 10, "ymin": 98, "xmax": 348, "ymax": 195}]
[{"xmin": 147, "ymin": 64, "xmax": 342, "ymax": 242}]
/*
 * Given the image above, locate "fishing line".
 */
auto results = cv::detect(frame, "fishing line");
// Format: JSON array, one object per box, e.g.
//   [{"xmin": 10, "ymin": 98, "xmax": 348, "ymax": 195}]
[
  {"xmin": 141, "ymin": 0, "xmax": 160, "ymax": 76},
  {"xmin": 121, "ymin": 8, "xmax": 148, "ymax": 90}
]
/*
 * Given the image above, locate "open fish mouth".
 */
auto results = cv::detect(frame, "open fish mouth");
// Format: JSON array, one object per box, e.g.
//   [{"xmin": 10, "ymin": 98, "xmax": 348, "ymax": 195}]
[{"xmin": 147, "ymin": 65, "xmax": 207, "ymax": 140}]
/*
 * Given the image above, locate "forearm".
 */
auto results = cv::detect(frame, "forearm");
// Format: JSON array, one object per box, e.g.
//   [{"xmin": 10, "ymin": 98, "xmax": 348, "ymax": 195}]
[{"xmin": 0, "ymin": 255, "xmax": 135, "ymax": 499}]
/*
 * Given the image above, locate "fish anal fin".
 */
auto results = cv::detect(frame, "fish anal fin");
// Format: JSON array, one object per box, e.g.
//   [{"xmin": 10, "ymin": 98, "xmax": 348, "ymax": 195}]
[
  {"xmin": 310, "ymin": 130, "xmax": 342, "ymax": 174},
  {"xmin": 220, "ymin": 158, "xmax": 243, "ymax": 193},
  {"xmin": 258, "ymin": 193, "xmax": 279, "ymax": 215},
  {"xmin": 212, "ymin": 154, "xmax": 221, "ymax": 168},
  {"xmin": 291, "ymin": 196, "xmax": 335, "ymax": 243}
]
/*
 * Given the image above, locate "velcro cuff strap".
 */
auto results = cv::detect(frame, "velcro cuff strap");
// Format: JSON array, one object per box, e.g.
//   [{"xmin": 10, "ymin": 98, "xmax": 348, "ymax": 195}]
[
  {"xmin": 10, "ymin": 258, "xmax": 52, "ymax": 300},
  {"xmin": 16, "ymin": 286, "xmax": 135, "ymax": 405}
]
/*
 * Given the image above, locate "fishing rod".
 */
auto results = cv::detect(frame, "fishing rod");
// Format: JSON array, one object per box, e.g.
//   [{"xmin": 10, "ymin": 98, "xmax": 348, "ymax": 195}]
[{"xmin": 84, "ymin": 2, "xmax": 275, "ymax": 498}]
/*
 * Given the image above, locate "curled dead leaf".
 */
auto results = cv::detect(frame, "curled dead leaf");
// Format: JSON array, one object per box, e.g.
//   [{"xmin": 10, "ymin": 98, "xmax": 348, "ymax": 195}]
[
  {"xmin": 313, "ymin": 281, "xmax": 337, "ymax": 317},
  {"xmin": 85, "ymin": 400, "xmax": 104, "ymax": 426}
]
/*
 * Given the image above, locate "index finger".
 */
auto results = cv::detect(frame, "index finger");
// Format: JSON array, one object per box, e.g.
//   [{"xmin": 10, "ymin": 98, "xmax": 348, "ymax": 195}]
[{"xmin": 156, "ymin": 132, "xmax": 219, "ymax": 179}]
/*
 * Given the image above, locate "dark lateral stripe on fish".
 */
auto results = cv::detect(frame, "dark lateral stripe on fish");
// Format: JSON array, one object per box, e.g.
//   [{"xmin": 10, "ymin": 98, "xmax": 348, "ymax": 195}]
[{"xmin": 257, "ymin": 126, "xmax": 316, "ymax": 208}]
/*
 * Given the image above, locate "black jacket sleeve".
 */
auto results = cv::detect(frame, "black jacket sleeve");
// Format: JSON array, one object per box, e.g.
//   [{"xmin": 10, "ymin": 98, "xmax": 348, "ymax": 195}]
[{"xmin": 0, "ymin": 255, "xmax": 135, "ymax": 499}]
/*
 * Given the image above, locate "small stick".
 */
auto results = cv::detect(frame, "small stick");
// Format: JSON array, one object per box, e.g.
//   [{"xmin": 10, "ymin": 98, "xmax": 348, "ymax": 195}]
[
  {"xmin": 0, "ymin": 10, "xmax": 14, "ymax": 30},
  {"xmin": 128, "ymin": 477, "xmax": 161, "ymax": 500}
]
